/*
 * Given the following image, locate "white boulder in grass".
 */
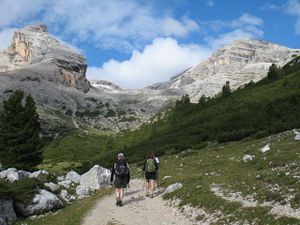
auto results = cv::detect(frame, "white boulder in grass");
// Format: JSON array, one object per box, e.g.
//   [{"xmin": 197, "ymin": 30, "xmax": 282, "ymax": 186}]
[
  {"xmin": 294, "ymin": 131, "xmax": 300, "ymax": 141},
  {"xmin": 259, "ymin": 143, "xmax": 271, "ymax": 153},
  {"xmin": 76, "ymin": 186, "xmax": 91, "ymax": 198},
  {"xmin": 29, "ymin": 170, "xmax": 49, "ymax": 179},
  {"xmin": 243, "ymin": 154, "xmax": 254, "ymax": 162},
  {"xmin": 44, "ymin": 182, "xmax": 59, "ymax": 192},
  {"xmin": 15, "ymin": 189, "xmax": 63, "ymax": 217},
  {"xmin": 164, "ymin": 183, "xmax": 183, "ymax": 194},
  {"xmin": 58, "ymin": 180, "xmax": 72, "ymax": 189},
  {"xmin": 65, "ymin": 171, "xmax": 81, "ymax": 184},
  {"xmin": 59, "ymin": 190, "xmax": 76, "ymax": 203},
  {"xmin": 79, "ymin": 165, "xmax": 111, "ymax": 191},
  {"xmin": 0, "ymin": 168, "xmax": 31, "ymax": 182}
]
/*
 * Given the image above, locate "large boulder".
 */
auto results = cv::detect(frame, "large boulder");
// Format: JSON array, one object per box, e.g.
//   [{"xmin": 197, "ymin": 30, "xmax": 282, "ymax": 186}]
[
  {"xmin": 65, "ymin": 171, "xmax": 81, "ymax": 184},
  {"xmin": 0, "ymin": 199, "xmax": 17, "ymax": 225},
  {"xmin": 259, "ymin": 143, "xmax": 271, "ymax": 153},
  {"xmin": 79, "ymin": 165, "xmax": 110, "ymax": 191},
  {"xmin": 0, "ymin": 168, "xmax": 31, "ymax": 182},
  {"xmin": 15, "ymin": 189, "xmax": 64, "ymax": 217},
  {"xmin": 164, "ymin": 183, "xmax": 183, "ymax": 194},
  {"xmin": 58, "ymin": 180, "xmax": 72, "ymax": 189}
]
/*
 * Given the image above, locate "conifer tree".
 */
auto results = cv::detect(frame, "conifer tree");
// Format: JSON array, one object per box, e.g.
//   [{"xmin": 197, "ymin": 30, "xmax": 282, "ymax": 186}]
[
  {"xmin": 0, "ymin": 90, "xmax": 42, "ymax": 170},
  {"xmin": 222, "ymin": 81, "xmax": 231, "ymax": 97}
]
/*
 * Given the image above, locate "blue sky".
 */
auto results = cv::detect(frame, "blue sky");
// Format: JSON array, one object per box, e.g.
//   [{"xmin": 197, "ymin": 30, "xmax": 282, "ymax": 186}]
[{"xmin": 0, "ymin": 0, "xmax": 300, "ymax": 88}]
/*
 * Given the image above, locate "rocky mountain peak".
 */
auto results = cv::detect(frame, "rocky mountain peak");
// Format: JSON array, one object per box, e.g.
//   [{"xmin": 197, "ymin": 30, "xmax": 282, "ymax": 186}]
[{"xmin": 0, "ymin": 24, "xmax": 90, "ymax": 92}]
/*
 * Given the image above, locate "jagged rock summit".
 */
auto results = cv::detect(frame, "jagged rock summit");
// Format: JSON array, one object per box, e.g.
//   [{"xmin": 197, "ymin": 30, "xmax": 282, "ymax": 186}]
[
  {"xmin": 0, "ymin": 24, "xmax": 89, "ymax": 92},
  {"xmin": 148, "ymin": 38, "xmax": 300, "ymax": 102}
]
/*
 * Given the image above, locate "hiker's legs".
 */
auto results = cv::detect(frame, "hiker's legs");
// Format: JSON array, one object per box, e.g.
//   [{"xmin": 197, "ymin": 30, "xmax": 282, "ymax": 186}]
[
  {"xmin": 145, "ymin": 179, "xmax": 150, "ymax": 196},
  {"xmin": 151, "ymin": 179, "xmax": 156, "ymax": 192},
  {"xmin": 119, "ymin": 188, "xmax": 124, "ymax": 201}
]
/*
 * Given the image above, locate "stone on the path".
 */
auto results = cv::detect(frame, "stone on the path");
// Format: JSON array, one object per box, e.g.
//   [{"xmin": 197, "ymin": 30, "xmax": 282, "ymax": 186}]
[
  {"xmin": 65, "ymin": 170, "xmax": 81, "ymax": 184},
  {"xmin": 15, "ymin": 189, "xmax": 64, "ymax": 217},
  {"xmin": 243, "ymin": 154, "xmax": 254, "ymax": 162},
  {"xmin": 57, "ymin": 176, "xmax": 65, "ymax": 181},
  {"xmin": 259, "ymin": 143, "xmax": 271, "ymax": 153},
  {"xmin": 164, "ymin": 182, "xmax": 183, "ymax": 194},
  {"xmin": 0, "ymin": 199, "xmax": 17, "ymax": 225},
  {"xmin": 44, "ymin": 182, "xmax": 59, "ymax": 192},
  {"xmin": 79, "ymin": 165, "xmax": 110, "ymax": 191}
]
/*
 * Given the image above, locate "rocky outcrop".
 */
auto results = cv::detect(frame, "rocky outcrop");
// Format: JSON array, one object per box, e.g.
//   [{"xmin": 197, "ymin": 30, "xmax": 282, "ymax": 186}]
[
  {"xmin": 0, "ymin": 199, "xmax": 17, "ymax": 225},
  {"xmin": 0, "ymin": 24, "xmax": 89, "ymax": 93},
  {"xmin": 15, "ymin": 189, "xmax": 63, "ymax": 217},
  {"xmin": 146, "ymin": 38, "xmax": 300, "ymax": 102}
]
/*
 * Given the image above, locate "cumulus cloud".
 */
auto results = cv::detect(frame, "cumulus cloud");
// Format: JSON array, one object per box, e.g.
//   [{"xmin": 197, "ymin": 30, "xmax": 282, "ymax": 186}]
[
  {"xmin": 0, "ymin": 0, "xmax": 199, "ymax": 52},
  {"xmin": 285, "ymin": 0, "xmax": 300, "ymax": 35},
  {"xmin": 88, "ymin": 13, "xmax": 264, "ymax": 88},
  {"xmin": 87, "ymin": 38, "xmax": 211, "ymax": 88}
]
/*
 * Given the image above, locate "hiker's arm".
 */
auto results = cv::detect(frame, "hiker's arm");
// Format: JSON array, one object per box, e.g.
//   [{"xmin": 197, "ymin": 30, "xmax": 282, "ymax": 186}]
[
  {"xmin": 110, "ymin": 164, "xmax": 115, "ymax": 183},
  {"xmin": 142, "ymin": 160, "xmax": 146, "ymax": 171},
  {"xmin": 155, "ymin": 160, "xmax": 158, "ymax": 171}
]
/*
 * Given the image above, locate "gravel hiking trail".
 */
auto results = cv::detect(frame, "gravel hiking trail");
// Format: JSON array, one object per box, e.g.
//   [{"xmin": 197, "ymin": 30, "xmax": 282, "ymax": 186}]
[{"xmin": 82, "ymin": 179, "xmax": 195, "ymax": 225}]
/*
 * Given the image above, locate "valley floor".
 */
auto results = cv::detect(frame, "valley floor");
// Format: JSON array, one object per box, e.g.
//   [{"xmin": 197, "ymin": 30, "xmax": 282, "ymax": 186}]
[{"xmin": 82, "ymin": 179, "xmax": 196, "ymax": 225}]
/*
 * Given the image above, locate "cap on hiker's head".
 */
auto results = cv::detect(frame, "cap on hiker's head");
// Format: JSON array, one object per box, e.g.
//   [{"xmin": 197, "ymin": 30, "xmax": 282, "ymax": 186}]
[{"xmin": 117, "ymin": 153, "xmax": 124, "ymax": 159}]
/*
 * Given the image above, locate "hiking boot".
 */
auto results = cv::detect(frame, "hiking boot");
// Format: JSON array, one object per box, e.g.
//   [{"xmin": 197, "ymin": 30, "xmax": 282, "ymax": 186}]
[
  {"xmin": 145, "ymin": 192, "xmax": 149, "ymax": 197},
  {"xmin": 116, "ymin": 200, "xmax": 120, "ymax": 206},
  {"xmin": 119, "ymin": 201, "xmax": 123, "ymax": 207},
  {"xmin": 150, "ymin": 193, "xmax": 154, "ymax": 198}
]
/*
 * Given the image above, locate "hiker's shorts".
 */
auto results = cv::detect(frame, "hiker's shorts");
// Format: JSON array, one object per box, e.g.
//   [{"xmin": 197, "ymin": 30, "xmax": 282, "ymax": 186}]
[
  {"xmin": 114, "ymin": 176, "xmax": 128, "ymax": 188},
  {"xmin": 145, "ymin": 172, "xmax": 156, "ymax": 181}
]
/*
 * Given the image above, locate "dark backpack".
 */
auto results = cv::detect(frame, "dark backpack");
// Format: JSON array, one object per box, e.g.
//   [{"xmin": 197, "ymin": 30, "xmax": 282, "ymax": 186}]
[
  {"xmin": 114, "ymin": 160, "xmax": 129, "ymax": 177},
  {"xmin": 146, "ymin": 159, "xmax": 156, "ymax": 173}
]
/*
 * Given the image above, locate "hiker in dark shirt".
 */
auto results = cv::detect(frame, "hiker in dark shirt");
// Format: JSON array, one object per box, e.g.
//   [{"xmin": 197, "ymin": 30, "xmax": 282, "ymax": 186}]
[
  {"xmin": 110, "ymin": 153, "xmax": 130, "ymax": 207},
  {"xmin": 143, "ymin": 152, "xmax": 158, "ymax": 198}
]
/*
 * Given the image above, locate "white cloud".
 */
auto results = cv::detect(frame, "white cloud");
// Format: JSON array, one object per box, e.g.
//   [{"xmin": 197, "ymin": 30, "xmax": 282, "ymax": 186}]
[
  {"xmin": 285, "ymin": 0, "xmax": 300, "ymax": 35},
  {"xmin": 207, "ymin": 0, "xmax": 215, "ymax": 7},
  {"xmin": 88, "ymin": 13, "xmax": 264, "ymax": 88},
  {"xmin": 259, "ymin": 3, "xmax": 280, "ymax": 11},
  {"xmin": 0, "ymin": 28, "xmax": 16, "ymax": 50},
  {"xmin": 87, "ymin": 37, "xmax": 211, "ymax": 88},
  {"xmin": 0, "ymin": 0, "xmax": 199, "ymax": 52}
]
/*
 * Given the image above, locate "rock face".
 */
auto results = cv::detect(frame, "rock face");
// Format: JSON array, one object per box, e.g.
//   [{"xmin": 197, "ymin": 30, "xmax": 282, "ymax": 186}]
[
  {"xmin": 146, "ymin": 38, "xmax": 300, "ymax": 102},
  {"xmin": 15, "ymin": 189, "xmax": 63, "ymax": 217},
  {"xmin": 0, "ymin": 199, "xmax": 17, "ymax": 225},
  {"xmin": 0, "ymin": 24, "xmax": 89, "ymax": 92}
]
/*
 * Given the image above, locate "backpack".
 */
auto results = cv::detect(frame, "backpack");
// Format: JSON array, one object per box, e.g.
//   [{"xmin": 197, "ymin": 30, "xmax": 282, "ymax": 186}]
[
  {"xmin": 114, "ymin": 160, "xmax": 129, "ymax": 177},
  {"xmin": 146, "ymin": 159, "xmax": 156, "ymax": 173}
]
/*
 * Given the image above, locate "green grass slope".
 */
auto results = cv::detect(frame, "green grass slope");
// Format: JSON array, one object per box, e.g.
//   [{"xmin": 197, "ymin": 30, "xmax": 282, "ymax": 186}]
[{"xmin": 158, "ymin": 130, "xmax": 300, "ymax": 224}]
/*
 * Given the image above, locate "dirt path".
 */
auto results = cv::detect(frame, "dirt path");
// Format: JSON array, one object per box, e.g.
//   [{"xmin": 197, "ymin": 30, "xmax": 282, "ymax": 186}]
[{"xmin": 82, "ymin": 179, "xmax": 196, "ymax": 225}]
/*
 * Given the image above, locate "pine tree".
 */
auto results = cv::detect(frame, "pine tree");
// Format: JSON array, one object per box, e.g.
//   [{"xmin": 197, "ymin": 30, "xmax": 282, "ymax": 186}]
[
  {"xmin": 198, "ymin": 94, "xmax": 207, "ymax": 105},
  {"xmin": 222, "ymin": 81, "xmax": 231, "ymax": 97},
  {"xmin": 267, "ymin": 64, "xmax": 284, "ymax": 80},
  {"xmin": 0, "ymin": 90, "xmax": 42, "ymax": 170}
]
